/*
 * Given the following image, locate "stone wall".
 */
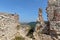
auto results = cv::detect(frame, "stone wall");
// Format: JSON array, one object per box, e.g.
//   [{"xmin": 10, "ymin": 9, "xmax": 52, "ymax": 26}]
[
  {"xmin": 34, "ymin": 0, "xmax": 60, "ymax": 40},
  {"xmin": 46, "ymin": 0, "xmax": 60, "ymax": 40},
  {"xmin": 0, "ymin": 13, "xmax": 19, "ymax": 40}
]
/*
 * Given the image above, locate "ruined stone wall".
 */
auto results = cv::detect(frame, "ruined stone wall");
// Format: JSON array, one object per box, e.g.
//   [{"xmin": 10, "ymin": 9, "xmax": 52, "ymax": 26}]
[
  {"xmin": 35, "ymin": 8, "xmax": 45, "ymax": 33},
  {"xmin": 46, "ymin": 0, "xmax": 60, "ymax": 40},
  {"xmin": 0, "ymin": 13, "xmax": 19, "ymax": 40}
]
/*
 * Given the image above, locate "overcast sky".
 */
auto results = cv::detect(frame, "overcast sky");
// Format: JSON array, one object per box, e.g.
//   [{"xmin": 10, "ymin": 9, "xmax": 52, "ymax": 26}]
[{"xmin": 0, "ymin": 0, "xmax": 48, "ymax": 23}]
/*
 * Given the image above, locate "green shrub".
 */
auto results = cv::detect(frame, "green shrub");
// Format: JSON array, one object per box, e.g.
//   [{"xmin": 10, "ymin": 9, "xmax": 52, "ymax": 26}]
[{"xmin": 13, "ymin": 36, "xmax": 25, "ymax": 40}]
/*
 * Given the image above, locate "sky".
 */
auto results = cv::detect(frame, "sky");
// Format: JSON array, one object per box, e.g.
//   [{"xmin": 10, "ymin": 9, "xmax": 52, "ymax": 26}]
[{"xmin": 0, "ymin": 0, "xmax": 48, "ymax": 23}]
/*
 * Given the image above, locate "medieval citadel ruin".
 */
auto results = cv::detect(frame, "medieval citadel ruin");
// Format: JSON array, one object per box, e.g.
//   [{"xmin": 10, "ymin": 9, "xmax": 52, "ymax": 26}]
[{"xmin": 0, "ymin": 0, "xmax": 60, "ymax": 40}]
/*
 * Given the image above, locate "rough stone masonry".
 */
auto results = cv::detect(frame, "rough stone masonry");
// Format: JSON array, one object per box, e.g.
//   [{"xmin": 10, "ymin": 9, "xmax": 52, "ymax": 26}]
[
  {"xmin": 46, "ymin": 0, "xmax": 60, "ymax": 40},
  {"xmin": 34, "ymin": 0, "xmax": 60, "ymax": 40},
  {"xmin": 0, "ymin": 13, "xmax": 32, "ymax": 40},
  {"xmin": 0, "ymin": 13, "xmax": 19, "ymax": 40},
  {"xmin": 0, "ymin": 0, "xmax": 60, "ymax": 40}
]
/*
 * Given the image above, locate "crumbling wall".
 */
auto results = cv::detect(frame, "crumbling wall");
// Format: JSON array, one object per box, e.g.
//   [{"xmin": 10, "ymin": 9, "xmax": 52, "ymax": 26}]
[
  {"xmin": 0, "ymin": 13, "xmax": 19, "ymax": 40},
  {"xmin": 46, "ymin": 0, "xmax": 60, "ymax": 40}
]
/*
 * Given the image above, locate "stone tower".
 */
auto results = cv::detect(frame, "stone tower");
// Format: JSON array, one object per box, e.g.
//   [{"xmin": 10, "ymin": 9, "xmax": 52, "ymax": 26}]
[
  {"xmin": 38, "ymin": 8, "xmax": 45, "ymax": 26},
  {"xmin": 35, "ymin": 8, "xmax": 45, "ymax": 33},
  {"xmin": 46, "ymin": 0, "xmax": 60, "ymax": 39},
  {"xmin": 33, "ymin": 8, "xmax": 53, "ymax": 40}
]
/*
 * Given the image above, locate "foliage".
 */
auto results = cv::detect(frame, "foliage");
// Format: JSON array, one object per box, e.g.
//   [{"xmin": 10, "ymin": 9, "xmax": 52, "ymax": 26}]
[
  {"xmin": 13, "ymin": 36, "xmax": 25, "ymax": 40},
  {"xmin": 28, "ymin": 22, "xmax": 37, "ymax": 29}
]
